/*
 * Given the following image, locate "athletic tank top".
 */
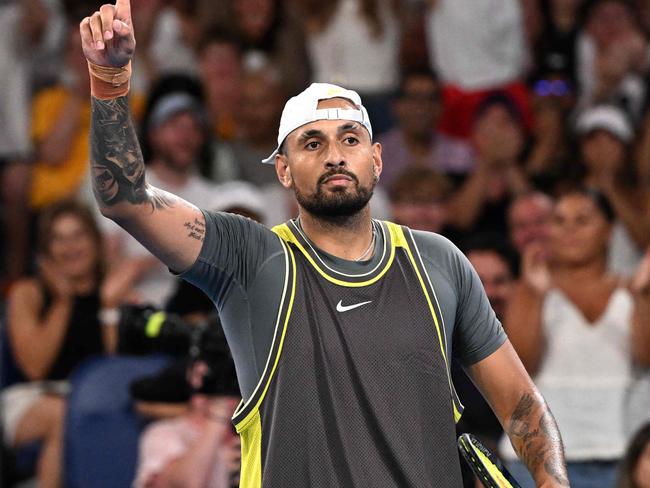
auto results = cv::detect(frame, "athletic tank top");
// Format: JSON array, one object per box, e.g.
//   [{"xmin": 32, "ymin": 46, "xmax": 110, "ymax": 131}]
[{"xmin": 233, "ymin": 221, "xmax": 464, "ymax": 487}]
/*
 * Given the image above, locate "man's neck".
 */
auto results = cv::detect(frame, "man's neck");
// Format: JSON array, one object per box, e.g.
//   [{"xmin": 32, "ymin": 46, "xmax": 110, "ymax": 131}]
[{"xmin": 297, "ymin": 208, "xmax": 375, "ymax": 261}]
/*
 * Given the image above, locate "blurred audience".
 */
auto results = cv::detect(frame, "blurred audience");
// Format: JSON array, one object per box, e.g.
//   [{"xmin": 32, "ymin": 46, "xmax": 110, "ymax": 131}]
[
  {"xmin": 574, "ymin": 105, "xmax": 650, "ymax": 276},
  {"xmin": 292, "ymin": 0, "xmax": 403, "ymax": 134},
  {"xmin": 134, "ymin": 330, "xmax": 241, "ymax": 488},
  {"xmin": 377, "ymin": 69, "xmax": 474, "ymax": 189},
  {"xmin": 2, "ymin": 201, "xmax": 123, "ymax": 488},
  {"xmin": 197, "ymin": 29, "xmax": 244, "ymax": 143},
  {"xmin": 500, "ymin": 188, "xmax": 650, "ymax": 488},
  {"xmin": 426, "ymin": 0, "xmax": 532, "ymax": 139},
  {"xmin": 618, "ymin": 422, "xmax": 650, "ymax": 488},
  {"xmin": 507, "ymin": 191, "xmax": 554, "ymax": 258},
  {"xmin": 388, "ymin": 166, "xmax": 453, "ymax": 234},
  {"xmin": 210, "ymin": 62, "xmax": 287, "ymax": 187}
]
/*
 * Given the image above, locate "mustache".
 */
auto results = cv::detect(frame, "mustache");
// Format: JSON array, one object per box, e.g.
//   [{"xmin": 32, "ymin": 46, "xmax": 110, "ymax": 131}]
[{"xmin": 318, "ymin": 169, "xmax": 359, "ymax": 185}]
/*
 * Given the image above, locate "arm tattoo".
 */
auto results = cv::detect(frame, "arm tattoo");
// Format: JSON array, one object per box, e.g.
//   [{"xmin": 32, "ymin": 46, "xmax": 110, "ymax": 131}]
[
  {"xmin": 508, "ymin": 393, "xmax": 569, "ymax": 486},
  {"xmin": 184, "ymin": 218, "xmax": 205, "ymax": 242},
  {"xmin": 90, "ymin": 96, "xmax": 174, "ymax": 210}
]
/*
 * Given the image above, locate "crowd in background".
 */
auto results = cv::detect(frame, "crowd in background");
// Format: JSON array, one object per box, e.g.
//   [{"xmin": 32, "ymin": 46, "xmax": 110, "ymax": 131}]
[{"xmin": 1, "ymin": 0, "xmax": 650, "ymax": 486}]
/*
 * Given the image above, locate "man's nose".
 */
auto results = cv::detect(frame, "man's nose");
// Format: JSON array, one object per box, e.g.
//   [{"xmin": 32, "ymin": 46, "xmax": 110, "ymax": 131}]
[{"xmin": 324, "ymin": 142, "xmax": 346, "ymax": 167}]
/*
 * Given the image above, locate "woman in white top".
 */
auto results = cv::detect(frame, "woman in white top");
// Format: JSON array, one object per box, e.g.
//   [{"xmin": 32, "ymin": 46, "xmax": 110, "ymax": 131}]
[{"xmin": 501, "ymin": 187, "xmax": 650, "ymax": 488}]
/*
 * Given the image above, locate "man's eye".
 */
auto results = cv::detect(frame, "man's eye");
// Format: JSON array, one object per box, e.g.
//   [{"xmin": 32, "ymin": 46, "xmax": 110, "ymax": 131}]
[
  {"xmin": 306, "ymin": 141, "xmax": 320, "ymax": 150},
  {"xmin": 344, "ymin": 137, "xmax": 358, "ymax": 145}
]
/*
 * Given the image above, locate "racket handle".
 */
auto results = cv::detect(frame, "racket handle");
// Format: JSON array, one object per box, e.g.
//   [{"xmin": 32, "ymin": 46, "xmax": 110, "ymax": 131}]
[{"xmin": 457, "ymin": 433, "xmax": 522, "ymax": 488}]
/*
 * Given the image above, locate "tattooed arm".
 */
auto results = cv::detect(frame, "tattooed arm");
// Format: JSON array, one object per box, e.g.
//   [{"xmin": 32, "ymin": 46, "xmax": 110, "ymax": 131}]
[
  {"xmin": 468, "ymin": 340, "xmax": 569, "ymax": 487},
  {"xmin": 80, "ymin": 0, "xmax": 204, "ymax": 271},
  {"xmin": 90, "ymin": 96, "xmax": 204, "ymax": 271}
]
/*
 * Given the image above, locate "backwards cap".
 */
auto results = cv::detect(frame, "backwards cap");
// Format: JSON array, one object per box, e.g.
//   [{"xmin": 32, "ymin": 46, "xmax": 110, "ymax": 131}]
[{"xmin": 261, "ymin": 83, "xmax": 373, "ymax": 164}]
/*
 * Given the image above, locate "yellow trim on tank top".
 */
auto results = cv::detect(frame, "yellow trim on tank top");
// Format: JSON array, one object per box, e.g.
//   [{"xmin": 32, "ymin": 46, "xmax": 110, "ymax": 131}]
[
  {"xmin": 234, "ymin": 244, "xmax": 297, "ymax": 432},
  {"xmin": 272, "ymin": 222, "xmax": 406, "ymax": 287}
]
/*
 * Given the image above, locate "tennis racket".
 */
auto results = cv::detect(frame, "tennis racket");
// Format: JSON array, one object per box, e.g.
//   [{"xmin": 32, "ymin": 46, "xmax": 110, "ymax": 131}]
[{"xmin": 457, "ymin": 433, "xmax": 521, "ymax": 488}]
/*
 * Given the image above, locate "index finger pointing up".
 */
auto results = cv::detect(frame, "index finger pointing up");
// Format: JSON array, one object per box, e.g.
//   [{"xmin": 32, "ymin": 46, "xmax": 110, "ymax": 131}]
[{"xmin": 114, "ymin": 0, "xmax": 131, "ymax": 23}]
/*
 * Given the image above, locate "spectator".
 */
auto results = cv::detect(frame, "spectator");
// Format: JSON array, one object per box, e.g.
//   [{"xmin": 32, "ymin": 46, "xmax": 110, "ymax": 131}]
[
  {"xmin": 198, "ymin": 28, "xmax": 244, "ymax": 142},
  {"xmin": 388, "ymin": 166, "xmax": 453, "ymax": 234},
  {"xmin": 446, "ymin": 93, "xmax": 531, "ymax": 237},
  {"xmin": 500, "ymin": 188, "xmax": 650, "ymax": 488},
  {"xmin": 210, "ymin": 62, "xmax": 287, "ymax": 187},
  {"xmin": 203, "ymin": 0, "xmax": 310, "ymax": 95},
  {"xmin": 102, "ymin": 90, "xmax": 219, "ymax": 308},
  {"xmin": 574, "ymin": 105, "xmax": 650, "ymax": 276},
  {"xmin": 2, "ymin": 200, "xmax": 122, "ymax": 488},
  {"xmin": 292, "ymin": 0, "xmax": 403, "ymax": 134},
  {"xmin": 618, "ymin": 422, "xmax": 650, "ymax": 488},
  {"xmin": 134, "ymin": 353, "xmax": 241, "ymax": 488},
  {"xmin": 507, "ymin": 191, "xmax": 554, "ymax": 257},
  {"xmin": 425, "ymin": 0, "xmax": 533, "ymax": 139},
  {"xmin": 377, "ymin": 69, "xmax": 474, "ymax": 189},
  {"xmin": 576, "ymin": 0, "xmax": 648, "ymax": 122}
]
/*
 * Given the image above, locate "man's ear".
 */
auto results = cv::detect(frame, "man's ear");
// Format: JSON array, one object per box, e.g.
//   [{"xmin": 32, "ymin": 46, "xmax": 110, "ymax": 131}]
[
  {"xmin": 372, "ymin": 142, "xmax": 383, "ymax": 182},
  {"xmin": 275, "ymin": 154, "xmax": 292, "ymax": 189}
]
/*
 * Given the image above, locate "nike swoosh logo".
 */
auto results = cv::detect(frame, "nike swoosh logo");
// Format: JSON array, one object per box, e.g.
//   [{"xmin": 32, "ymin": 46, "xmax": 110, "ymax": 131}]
[{"xmin": 336, "ymin": 300, "xmax": 373, "ymax": 312}]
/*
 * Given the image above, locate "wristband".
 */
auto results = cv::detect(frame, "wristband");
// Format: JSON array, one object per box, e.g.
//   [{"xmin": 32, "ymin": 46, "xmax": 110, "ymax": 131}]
[{"xmin": 87, "ymin": 60, "xmax": 131, "ymax": 99}]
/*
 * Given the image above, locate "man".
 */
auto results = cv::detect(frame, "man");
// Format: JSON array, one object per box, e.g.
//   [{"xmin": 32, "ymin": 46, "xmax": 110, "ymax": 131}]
[
  {"xmin": 377, "ymin": 70, "xmax": 474, "ymax": 189},
  {"xmin": 80, "ymin": 2, "xmax": 569, "ymax": 486},
  {"xmin": 507, "ymin": 192, "xmax": 554, "ymax": 258}
]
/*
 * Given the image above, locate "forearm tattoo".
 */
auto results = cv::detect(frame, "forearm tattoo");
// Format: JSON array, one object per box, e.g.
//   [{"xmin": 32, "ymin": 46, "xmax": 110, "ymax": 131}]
[
  {"xmin": 90, "ymin": 96, "xmax": 174, "ymax": 210},
  {"xmin": 508, "ymin": 393, "xmax": 569, "ymax": 486}
]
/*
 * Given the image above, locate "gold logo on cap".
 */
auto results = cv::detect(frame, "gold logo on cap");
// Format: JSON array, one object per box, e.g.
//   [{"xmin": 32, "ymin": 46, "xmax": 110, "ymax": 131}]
[{"xmin": 327, "ymin": 87, "xmax": 344, "ymax": 96}]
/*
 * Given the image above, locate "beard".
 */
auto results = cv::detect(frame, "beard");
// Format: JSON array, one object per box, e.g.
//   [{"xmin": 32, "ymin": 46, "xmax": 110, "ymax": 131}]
[{"xmin": 293, "ymin": 168, "xmax": 374, "ymax": 225}]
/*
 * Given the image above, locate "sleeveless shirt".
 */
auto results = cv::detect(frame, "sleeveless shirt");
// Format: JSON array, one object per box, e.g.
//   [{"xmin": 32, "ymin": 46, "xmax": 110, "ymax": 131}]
[{"xmin": 233, "ymin": 221, "xmax": 464, "ymax": 487}]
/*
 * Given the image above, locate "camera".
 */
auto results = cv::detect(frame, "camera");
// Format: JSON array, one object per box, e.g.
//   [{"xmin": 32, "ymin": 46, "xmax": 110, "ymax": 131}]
[{"xmin": 119, "ymin": 304, "xmax": 239, "ymax": 398}]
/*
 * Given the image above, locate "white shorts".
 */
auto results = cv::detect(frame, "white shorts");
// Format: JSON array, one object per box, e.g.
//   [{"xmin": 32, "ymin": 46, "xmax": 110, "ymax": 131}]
[{"xmin": 1, "ymin": 381, "xmax": 68, "ymax": 445}]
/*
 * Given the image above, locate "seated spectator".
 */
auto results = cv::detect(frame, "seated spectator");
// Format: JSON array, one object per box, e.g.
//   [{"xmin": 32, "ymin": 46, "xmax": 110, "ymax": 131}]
[
  {"xmin": 377, "ymin": 69, "xmax": 475, "ymax": 189},
  {"xmin": 500, "ymin": 188, "xmax": 650, "ymax": 488},
  {"xmin": 102, "ymin": 90, "xmax": 219, "ymax": 308},
  {"xmin": 133, "ymin": 326, "xmax": 241, "ymax": 488},
  {"xmin": 618, "ymin": 422, "xmax": 650, "ymax": 488},
  {"xmin": 2, "ymin": 200, "xmax": 123, "ymax": 488},
  {"xmin": 574, "ymin": 105, "xmax": 650, "ymax": 276},
  {"xmin": 507, "ymin": 191, "xmax": 554, "ymax": 258},
  {"xmin": 388, "ymin": 166, "xmax": 453, "ymax": 234}
]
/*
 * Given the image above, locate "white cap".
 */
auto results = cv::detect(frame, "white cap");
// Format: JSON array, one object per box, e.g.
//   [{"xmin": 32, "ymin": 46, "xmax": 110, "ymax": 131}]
[
  {"xmin": 575, "ymin": 105, "xmax": 633, "ymax": 143},
  {"xmin": 261, "ymin": 83, "xmax": 373, "ymax": 164}
]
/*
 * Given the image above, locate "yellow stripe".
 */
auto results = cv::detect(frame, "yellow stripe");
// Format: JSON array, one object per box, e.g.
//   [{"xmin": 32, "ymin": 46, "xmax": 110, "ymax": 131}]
[
  {"xmin": 460, "ymin": 436, "xmax": 513, "ymax": 488},
  {"xmin": 238, "ymin": 411, "xmax": 263, "ymax": 488},
  {"xmin": 272, "ymin": 223, "xmax": 397, "ymax": 287},
  {"xmin": 234, "ymin": 243, "xmax": 297, "ymax": 487},
  {"xmin": 389, "ymin": 222, "xmax": 462, "ymax": 422}
]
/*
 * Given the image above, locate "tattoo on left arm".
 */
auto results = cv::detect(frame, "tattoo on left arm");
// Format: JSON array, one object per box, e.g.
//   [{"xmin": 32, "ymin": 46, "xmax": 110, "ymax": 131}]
[
  {"xmin": 508, "ymin": 392, "xmax": 569, "ymax": 486},
  {"xmin": 184, "ymin": 218, "xmax": 205, "ymax": 242}
]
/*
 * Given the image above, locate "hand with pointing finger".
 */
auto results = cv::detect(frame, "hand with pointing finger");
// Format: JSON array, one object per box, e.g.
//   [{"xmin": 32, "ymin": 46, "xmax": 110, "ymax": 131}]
[{"xmin": 79, "ymin": 0, "xmax": 135, "ymax": 69}]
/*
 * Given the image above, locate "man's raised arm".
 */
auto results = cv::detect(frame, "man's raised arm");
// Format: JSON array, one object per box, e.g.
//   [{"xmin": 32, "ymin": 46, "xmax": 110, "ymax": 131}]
[{"xmin": 80, "ymin": 0, "xmax": 203, "ymax": 272}]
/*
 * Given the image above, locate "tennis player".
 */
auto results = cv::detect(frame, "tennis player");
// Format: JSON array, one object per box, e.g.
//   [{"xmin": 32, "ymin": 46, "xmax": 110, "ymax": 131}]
[{"xmin": 80, "ymin": 2, "xmax": 569, "ymax": 486}]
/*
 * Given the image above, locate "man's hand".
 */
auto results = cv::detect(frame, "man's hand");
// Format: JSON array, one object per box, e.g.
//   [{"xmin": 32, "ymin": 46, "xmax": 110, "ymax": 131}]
[{"xmin": 79, "ymin": 0, "xmax": 135, "ymax": 68}]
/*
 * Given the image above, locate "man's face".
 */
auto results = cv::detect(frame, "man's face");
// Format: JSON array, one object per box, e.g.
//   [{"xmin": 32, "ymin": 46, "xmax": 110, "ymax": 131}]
[
  {"xmin": 508, "ymin": 194, "xmax": 553, "ymax": 254},
  {"xmin": 395, "ymin": 75, "xmax": 441, "ymax": 138},
  {"xmin": 150, "ymin": 111, "xmax": 204, "ymax": 172},
  {"xmin": 467, "ymin": 250, "xmax": 514, "ymax": 320},
  {"xmin": 276, "ymin": 98, "xmax": 382, "ymax": 222}
]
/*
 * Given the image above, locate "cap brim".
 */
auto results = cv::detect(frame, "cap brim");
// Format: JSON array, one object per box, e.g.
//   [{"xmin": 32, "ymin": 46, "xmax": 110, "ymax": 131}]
[{"xmin": 261, "ymin": 148, "xmax": 279, "ymax": 165}]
